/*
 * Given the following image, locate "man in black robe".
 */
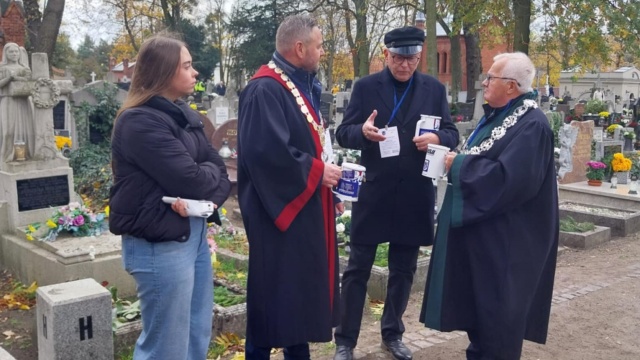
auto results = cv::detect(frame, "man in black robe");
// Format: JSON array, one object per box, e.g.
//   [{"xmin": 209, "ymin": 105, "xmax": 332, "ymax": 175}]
[
  {"xmin": 420, "ymin": 52, "xmax": 559, "ymax": 360},
  {"xmin": 333, "ymin": 26, "xmax": 459, "ymax": 360},
  {"xmin": 237, "ymin": 14, "xmax": 343, "ymax": 360}
]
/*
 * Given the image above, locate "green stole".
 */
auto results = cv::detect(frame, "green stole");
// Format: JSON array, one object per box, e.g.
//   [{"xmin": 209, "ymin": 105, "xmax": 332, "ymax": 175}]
[{"xmin": 422, "ymin": 92, "xmax": 536, "ymax": 329}]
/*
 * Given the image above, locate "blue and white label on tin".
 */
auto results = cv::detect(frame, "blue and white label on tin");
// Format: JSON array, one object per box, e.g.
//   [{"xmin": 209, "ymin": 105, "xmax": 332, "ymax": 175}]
[
  {"xmin": 342, "ymin": 169, "xmax": 356, "ymax": 180},
  {"xmin": 415, "ymin": 115, "xmax": 442, "ymax": 137},
  {"xmin": 333, "ymin": 162, "xmax": 366, "ymax": 202},
  {"xmin": 423, "ymin": 159, "xmax": 430, "ymax": 172}
]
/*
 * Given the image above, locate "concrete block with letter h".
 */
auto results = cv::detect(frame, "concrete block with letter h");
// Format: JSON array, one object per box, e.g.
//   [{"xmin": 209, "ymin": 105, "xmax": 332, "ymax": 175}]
[{"xmin": 36, "ymin": 278, "xmax": 113, "ymax": 360}]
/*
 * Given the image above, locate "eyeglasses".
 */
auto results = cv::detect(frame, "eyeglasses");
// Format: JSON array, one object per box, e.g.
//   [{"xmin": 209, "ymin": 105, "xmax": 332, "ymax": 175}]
[
  {"xmin": 486, "ymin": 74, "xmax": 521, "ymax": 87},
  {"xmin": 391, "ymin": 55, "xmax": 420, "ymax": 65}
]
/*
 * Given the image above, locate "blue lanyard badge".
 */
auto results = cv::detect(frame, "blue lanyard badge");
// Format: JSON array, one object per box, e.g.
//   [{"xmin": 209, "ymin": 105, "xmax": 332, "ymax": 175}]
[{"xmin": 387, "ymin": 76, "xmax": 414, "ymax": 127}]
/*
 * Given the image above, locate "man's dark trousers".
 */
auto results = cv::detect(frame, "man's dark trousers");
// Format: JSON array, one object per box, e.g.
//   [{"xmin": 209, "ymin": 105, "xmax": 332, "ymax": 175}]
[{"xmin": 334, "ymin": 242, "xmax": 420, "ymax": 346}]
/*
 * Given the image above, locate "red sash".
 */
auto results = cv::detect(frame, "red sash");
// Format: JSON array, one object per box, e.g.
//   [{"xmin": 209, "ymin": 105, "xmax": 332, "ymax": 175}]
[{"xmin": 251, "ymin": 65, "xmax": 337, "ymax": 308}]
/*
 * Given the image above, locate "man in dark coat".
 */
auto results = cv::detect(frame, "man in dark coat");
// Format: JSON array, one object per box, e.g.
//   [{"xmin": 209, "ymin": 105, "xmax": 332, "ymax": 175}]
[
  {"xmin": 237, "ymin": 14, "xmax": 343, "ymax": 359},
  {"xmin": 333, "ymin": 26, "xmax": 459, "ymax": 360},
  {"xmin": 420, "ymin": 52, "xmax": 559, "ymax": 360}
]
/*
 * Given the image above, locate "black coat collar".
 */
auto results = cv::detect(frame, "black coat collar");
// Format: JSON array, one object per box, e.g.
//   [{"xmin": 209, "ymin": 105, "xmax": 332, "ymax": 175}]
[{"xmin": 145, "ymin": 96, "xmax": 203, "ymax": 129}]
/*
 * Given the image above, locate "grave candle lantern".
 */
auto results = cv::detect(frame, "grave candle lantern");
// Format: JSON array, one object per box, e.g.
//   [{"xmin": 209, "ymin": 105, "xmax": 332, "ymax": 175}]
[
  {"xmin": 219, "ymin": 138, "xmax": 232, "ymax": 159},
  {"xmin": 610, "ymin": 175, "xmax": 618, "ymax": 189},
  {"xmin": 13, "ymin": 141, "xmax": 26, "ymax": 161},
  {"xmin": 628, "ymin": 174, "xmax": 638, "ymax": 195}
]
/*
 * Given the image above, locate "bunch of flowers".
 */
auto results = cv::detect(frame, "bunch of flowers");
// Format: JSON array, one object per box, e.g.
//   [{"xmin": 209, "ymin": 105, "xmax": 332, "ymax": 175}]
[
  {"xmin": 25, "ymin": 202, "xmax": 108, "ymax": 242},
  {"xmin": 585, "ymin": 161, "xmax": 606, "ymax": 180},
  {"xmin": 607, "ymin": 124, "xmax": 622, "ymax": 135},
  {"xmin": 611, "ymin": 153, "xmax": 632, "ymax": 172},
  {"xmin": 599, "ymin": 111, "xmax": 610, "ymax": 118},
  {"xmin": 335, "ymin": 210, "xmax": 352, "ymax": 244},
  {"xmin": 624, "ymin": 131, "xmax": 636, "ymax": 139}
]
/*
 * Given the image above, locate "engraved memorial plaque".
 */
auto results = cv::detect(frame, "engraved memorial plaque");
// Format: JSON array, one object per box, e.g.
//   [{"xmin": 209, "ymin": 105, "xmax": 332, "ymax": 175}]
[{"xmin": 17, "ymin": 175, "xmax": 70, "ymax": 211}]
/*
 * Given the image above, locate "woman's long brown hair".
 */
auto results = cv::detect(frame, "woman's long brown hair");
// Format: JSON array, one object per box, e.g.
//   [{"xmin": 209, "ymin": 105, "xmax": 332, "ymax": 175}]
[{"xmin": 114, "ymin": 34, "xmax": 186, "ymax": 128}]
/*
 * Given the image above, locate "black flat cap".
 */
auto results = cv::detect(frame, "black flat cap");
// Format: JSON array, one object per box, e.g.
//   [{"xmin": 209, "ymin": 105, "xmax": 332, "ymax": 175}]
[{"xmin": 384, "ymin": 26, "xmax": 425, "ymax": 55}]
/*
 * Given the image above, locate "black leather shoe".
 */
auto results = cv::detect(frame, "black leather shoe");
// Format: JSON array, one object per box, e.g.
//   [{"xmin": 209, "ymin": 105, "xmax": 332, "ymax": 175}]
[
  {"xmin": 333, "ymin": 345, "xmax": 354, "ymax": 360},
  {"xmin": 381, "ymin": 339, "xmax": 412, "ymax": 360}
]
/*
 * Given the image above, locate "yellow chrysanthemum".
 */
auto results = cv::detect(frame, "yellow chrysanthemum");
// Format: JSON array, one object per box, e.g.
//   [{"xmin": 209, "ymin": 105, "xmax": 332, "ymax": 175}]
[
  {"xmin": 221, "ymin": 208, "xmax": 227, "ymax": 216},
  {"xmin": 46, "ymin": 219, "xmax": 57, "ymax": 228},
  {"xmin": 28, "ymin": 224, "xmax": 36, "ymax": 232},
  {"xmin": 26, "ymin": 234, "xmax": 34, "ymax": 241},
  {"xmin": 611, "ymin": 153, "xmax": 633, "ymax": 172}
]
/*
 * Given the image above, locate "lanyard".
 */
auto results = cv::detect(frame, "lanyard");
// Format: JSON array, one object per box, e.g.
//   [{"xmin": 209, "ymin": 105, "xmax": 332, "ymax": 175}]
[
  {"xmin": 387, "ymin": 76, "xmax": 414, "ymax": 127},
  {"xmin": 465, "ymin": 100, "xmax": 513, "ymax": 148}
]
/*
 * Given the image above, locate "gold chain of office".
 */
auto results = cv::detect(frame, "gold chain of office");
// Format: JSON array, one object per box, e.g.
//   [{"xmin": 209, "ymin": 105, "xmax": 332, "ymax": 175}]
[
  {"xmin": 461, "ymin": 99, "xmax": 538, "ymax": 155},
  {"xmin": 31, "ymin": 78, "xmax": 60, "ymax": 109},
  {"xmin": 268, "ymin": 61, "xmax": 325, "ymax": 147}
]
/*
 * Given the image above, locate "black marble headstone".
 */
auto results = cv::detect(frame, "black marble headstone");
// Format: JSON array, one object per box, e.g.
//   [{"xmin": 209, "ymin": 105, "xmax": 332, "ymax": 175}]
[{"xmin": 17, "ymin": 175, "xmax": 70, "ymax": 212}]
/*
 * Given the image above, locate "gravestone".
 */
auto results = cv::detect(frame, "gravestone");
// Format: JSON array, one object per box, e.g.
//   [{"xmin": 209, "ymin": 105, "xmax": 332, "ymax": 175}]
[
  {"xmin": 210, "ymin": 97, "xmax": 237, "ymax": 126},
  {"xmin": 614, "ymin": 127, "xmax": 623, "ymax": 141},
  {"xmin": 595, "ymin": 140, "xmax": 623, "ymax": 161},
  {"xmin": 557, "ymin": 104, "xmax": 570, "ymax": 116},
  {"xmin": 472, "ymin": 76, "xmax": 485, "ymax": 120},
  {"xmin": 334, "ymin": 92, "xmax": 351, "ymax": 127},
  {"xmin": 593, "ymin": 127, "xmax": 604, "ymax": 142},
  {"xmin": 37, "ymin": 278, "xmax": 113, "ymax": 360},
  {"xmin": 210, "ymin": 119, "xmax": 238, "ymax": 151},
  {"xmin": 209, "ymin": 119, "xmax": 238, "ymax": 194},
  {"xmin": 540, "ymin": 100, "xmax": 550, "ymax": 112},
  {"xmin": 456, "ymin": 103, "xmax": 474, "ymax": 121},
  {"xmin": 320, "ymin": 92, "xmax": 334, "ymax": 125},
  {"xmin": 0, "ymin": 51, "xmax": 76, "ymax": 232},
  {"xmin": 558, "ymin": 120, "xmax": 594, "ymax": 184},
  {"xmin": 69, "ymin": 82, "xmax": 128, "ymax": 150}
]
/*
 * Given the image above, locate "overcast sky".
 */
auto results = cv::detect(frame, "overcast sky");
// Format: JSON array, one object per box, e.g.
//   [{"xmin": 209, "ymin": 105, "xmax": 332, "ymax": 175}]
[
  {"xmin": 60, "ymin": 0, "xmax": 118, "ymax": 49},
  {"xmin": 60, "ymin": 0, "xmax": 224, "ymax": 50}
]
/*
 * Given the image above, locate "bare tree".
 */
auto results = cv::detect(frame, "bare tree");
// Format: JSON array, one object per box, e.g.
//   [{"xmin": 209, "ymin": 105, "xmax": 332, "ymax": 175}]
[{"xmin": 24, "ymin": 0, "xmax": 66, "ymax": 61}]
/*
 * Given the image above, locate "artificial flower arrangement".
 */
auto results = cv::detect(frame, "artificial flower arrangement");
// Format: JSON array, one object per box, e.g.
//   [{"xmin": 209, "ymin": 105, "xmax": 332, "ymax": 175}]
[
  {"xmin": 25, "ymin": 202, "xmax": 108, "ymax": 242},
  {"xmin": 335, "ymin": 210, "xmax": 352, "ymax": 244},
  {"xmin": 611, "ymin": 153, "xmax": 632, "ymax": 172},
  {"xmin": 585, "ymin": 161, "xmax": 606, "ymax": 181}
]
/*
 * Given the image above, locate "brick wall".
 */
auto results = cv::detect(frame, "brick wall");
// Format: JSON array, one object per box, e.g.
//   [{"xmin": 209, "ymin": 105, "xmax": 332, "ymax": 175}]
[
  {"xmin": 0, "ymin": 1, "xmax": 26, "ymax": 59},
  {"xmin": 413, "ymin": 21, "xmax": 510, "ymax": 91}
]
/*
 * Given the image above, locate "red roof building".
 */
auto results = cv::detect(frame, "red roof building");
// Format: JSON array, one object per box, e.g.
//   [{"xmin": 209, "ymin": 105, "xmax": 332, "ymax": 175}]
[{"xmin": 108, "ymin": 57, "xmax": 136, "ymax": 83}]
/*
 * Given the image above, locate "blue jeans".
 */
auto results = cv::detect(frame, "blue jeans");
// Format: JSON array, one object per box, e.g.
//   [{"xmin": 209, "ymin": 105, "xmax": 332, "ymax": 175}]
[{"xmin": 122, "ymin": 217, "xmax": 213, "ymax": 360}]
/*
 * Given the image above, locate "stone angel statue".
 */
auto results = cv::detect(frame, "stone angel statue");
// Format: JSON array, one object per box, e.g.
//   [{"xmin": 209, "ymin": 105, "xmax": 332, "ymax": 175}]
[
  {"xmin": 0, "ymin": 42, "xmax": 35, "ymax": 162},
  {"xmin": 557, "ymin": 124, "xmax": 579, "ymax": 181}
]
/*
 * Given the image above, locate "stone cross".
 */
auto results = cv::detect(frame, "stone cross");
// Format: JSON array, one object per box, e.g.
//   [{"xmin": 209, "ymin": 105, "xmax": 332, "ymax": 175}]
[
  {"xmin": 30, "ymin": 53, "xmax": 73, "ymax": 161},
  {"xmin": 90, "ymin": 71, "xmax": 96, "ymax": 83}
]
